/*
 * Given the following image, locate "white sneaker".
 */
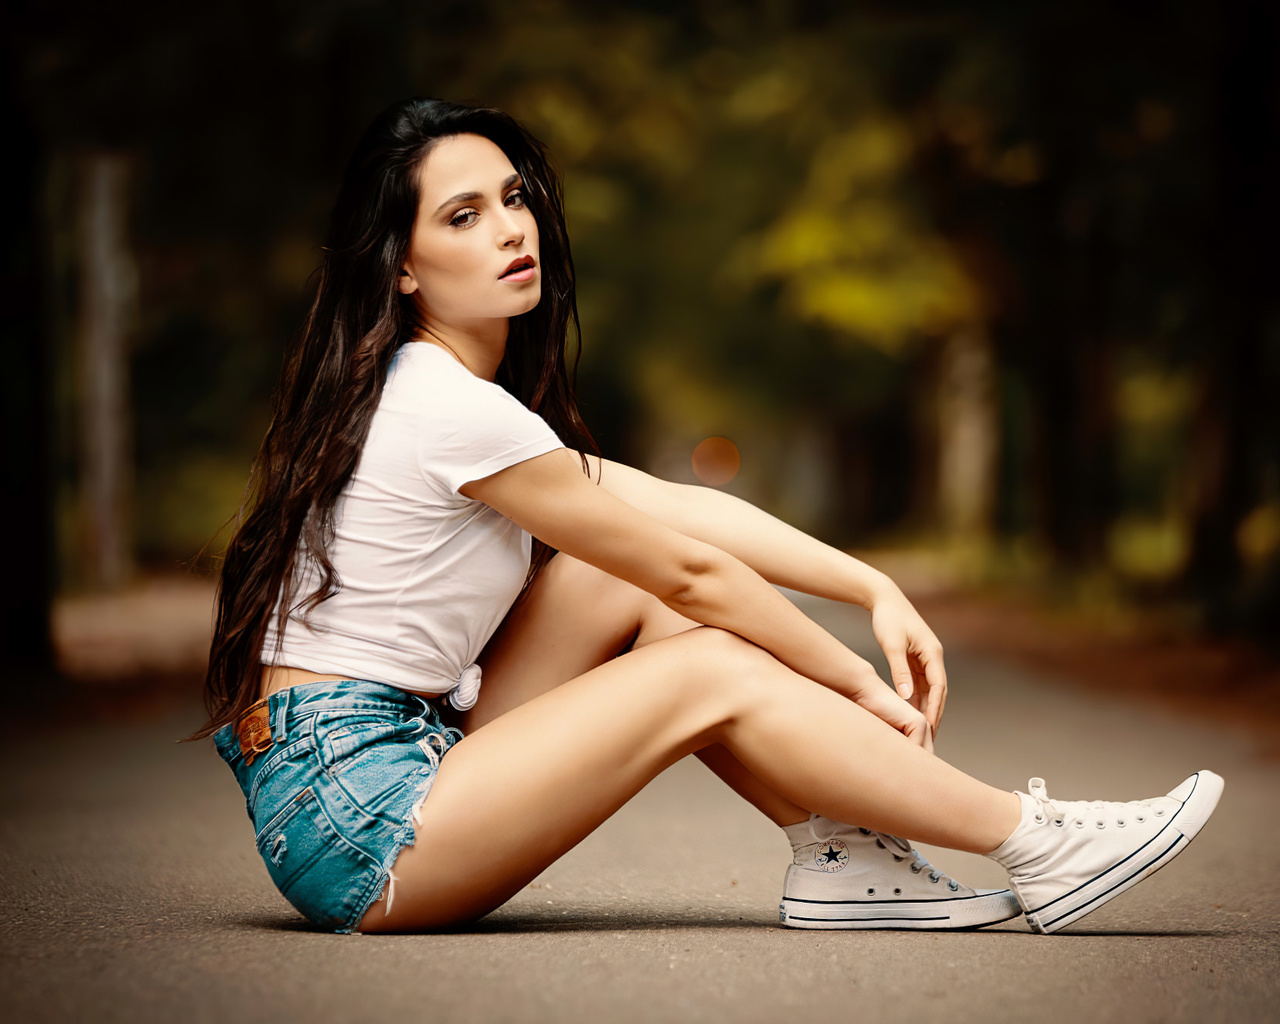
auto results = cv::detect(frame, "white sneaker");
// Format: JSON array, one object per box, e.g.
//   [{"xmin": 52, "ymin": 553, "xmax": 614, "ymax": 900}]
[
  {"xmin": 779, "ymin": 816, "xmax": 1023, "ymax": 930},
  {"xmin": 990, "ymin": 769, "xmax": 1225, "ymax": 934}
]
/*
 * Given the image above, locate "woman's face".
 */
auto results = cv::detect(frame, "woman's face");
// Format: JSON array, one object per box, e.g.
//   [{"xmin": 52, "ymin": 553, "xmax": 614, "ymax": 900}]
[{"xmin": 398, "ymin": 132, "xmax": 541, "ymax": 325}]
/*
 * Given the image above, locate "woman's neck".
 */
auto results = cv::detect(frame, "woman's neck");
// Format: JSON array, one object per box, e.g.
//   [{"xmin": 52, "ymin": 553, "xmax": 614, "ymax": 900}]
[{"xmin": 413, "ymin": 322, "xmax": 507, "ymax": 382}]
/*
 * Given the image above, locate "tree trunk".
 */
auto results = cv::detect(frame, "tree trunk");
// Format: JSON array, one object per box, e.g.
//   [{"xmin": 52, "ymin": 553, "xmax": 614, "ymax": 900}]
[
  {"xmin": 76, "ymin": 152, "xmax": 136, "ymax": 591},
  {"xmin": 936, "ymin": 328, "xmax": 998, "ymax": 542}
]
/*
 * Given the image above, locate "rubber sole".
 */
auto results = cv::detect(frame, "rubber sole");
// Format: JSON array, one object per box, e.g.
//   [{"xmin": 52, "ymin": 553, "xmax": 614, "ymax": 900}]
[
  {"xmin": 1023, "ymin": 769, "xmax": 1225, "ymax": 934},
  {"xmin": 780, "ymin": 887, "xmax": 1023, "ymax": 930}
]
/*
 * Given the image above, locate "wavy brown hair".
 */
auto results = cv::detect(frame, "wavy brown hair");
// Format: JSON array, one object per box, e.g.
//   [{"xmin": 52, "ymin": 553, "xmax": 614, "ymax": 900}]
[{"xmin": 195, "ymin": 97, "xmax": 597, "ymax": 739}]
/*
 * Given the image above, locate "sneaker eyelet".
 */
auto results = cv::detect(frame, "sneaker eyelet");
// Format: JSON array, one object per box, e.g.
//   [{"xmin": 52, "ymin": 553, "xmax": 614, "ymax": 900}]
[
  {"xmin": 893, "ymin": 888, "xmax": 902, "ymax": 895},
  {"xmin": 867, "ymin": 888, "xmax": 875, "ymax": 896},
  {"xmin": 1136, "ymin": 815, "xmax": 1146, "ymax": 823},
  {"xmin": 892, "ymin": 855, "xmax": 903, "ymax": 862},
  {"xmin": 1034, "ymin": 813, "xmax": 1045, "ymax": 824},
  {"xmin": 1096, "ymin": 820, "xmax": 1105, "ymax": 829},
  {"xmin": 1054, "ymin": 819, "xmax": 1064, "ymax": 827},
  {"xmin": 948, "ymin": 881, "xmax": 959, "ymax": 891},
  {"xmin": 1074, "ymin": 820, "xmax": 1085, "ymax": 829},
  {"xmin": 1156, "ymin": 810, "xmax": 1165, "ymax": 817},
  {"xmin": 1117, "ymin": 819, "xmax": 1126, "ymax": 827},
  {"xmin": 859, "ymin": 828, "xmax": 871, "ymax": 835},
  {"xmin": 910, "ymin": 864, "xmax": 921, "ymax": 874}
]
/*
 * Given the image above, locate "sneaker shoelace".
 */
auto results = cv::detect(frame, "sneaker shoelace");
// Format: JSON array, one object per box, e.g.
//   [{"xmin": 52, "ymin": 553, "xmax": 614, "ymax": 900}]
[
  {"xmin": 1025, "ymin": 778, "xmax": 1165, "ymax": 831},
  {"xmin": 869, "ymin": 831, "xmax": 960, "ymax": 890}
]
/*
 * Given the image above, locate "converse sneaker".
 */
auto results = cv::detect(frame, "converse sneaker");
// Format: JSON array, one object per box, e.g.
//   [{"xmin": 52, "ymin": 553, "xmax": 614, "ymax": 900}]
[
  {"xmin": 779, "ymin": 815, "xmax": 1023, "ymax": 930},
  {"xmin": 990, "ymin": 769, "xmax": 1225, "ymax": 934}
]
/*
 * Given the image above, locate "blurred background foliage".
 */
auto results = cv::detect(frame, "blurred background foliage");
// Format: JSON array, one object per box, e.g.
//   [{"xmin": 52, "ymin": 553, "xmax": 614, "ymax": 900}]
[{"xmin": 5, "ymin": 0, "xmax": 1279, "ymax": 663}]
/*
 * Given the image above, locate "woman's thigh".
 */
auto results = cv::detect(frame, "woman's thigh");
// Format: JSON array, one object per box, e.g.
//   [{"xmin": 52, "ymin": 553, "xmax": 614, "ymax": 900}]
[
  {"xmin": 358, "ymin": 624, "xmax": 773, "ymax": 932},
  {"xmin": 464, "ymin": 553, "xmax": 695, "ymax": 731}
]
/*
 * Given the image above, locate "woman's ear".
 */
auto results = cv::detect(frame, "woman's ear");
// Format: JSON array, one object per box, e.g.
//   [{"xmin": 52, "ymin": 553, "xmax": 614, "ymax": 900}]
[{"xmin": 397, "ymin": 267, "xmax": 419, "ymax": 296}]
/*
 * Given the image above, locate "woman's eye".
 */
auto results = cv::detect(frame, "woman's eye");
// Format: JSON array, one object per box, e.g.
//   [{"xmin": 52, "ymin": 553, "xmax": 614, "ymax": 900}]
[
  {"xmin": 506, "ymin": 189, "xmax": 525, "ymax": 207},
  {"xmin": 449, "ymin": 209, "xmax": 478, "ymax": 228}
]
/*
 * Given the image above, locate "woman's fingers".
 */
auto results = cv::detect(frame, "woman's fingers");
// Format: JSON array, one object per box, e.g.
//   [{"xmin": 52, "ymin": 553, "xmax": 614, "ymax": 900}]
[
  {"xmin": 910, "ymin": 716, "xmax": 935, "ymax": 754},
  {"xmin": 883, "ymin": 643, "xmax": 915, "ymax": 701},
  {"xmin": 850, "ymin": 675, "xmax": 933, "ymax": 752},
  {"xmin": 902, "ymin": 652, "xmax": 944, "ymax": 735},
  {"xmin": 909, "ymin": 661, "xmax": 928, "ymax": 714},
  {"xmin": 917, "ymin": 646, "xmax": 948, "ymax": 734},
  {"xmin": 910, "ymin": 713, "xmax": 934, "ymax": 753}
]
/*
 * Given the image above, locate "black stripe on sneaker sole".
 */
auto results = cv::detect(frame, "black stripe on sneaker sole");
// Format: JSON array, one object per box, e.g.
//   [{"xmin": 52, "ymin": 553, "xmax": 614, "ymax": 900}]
[
  {"xmin": 1025, "ymin": 772, "xmax": 1202, "ymax": 919},
  {"xmin": 1037, "ymin": 833, "xmax": 1186, "ymax": 931}
]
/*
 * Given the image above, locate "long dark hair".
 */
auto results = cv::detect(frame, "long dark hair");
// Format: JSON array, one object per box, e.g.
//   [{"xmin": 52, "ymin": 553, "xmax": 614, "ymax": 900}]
[{"xmin": 195, "ymin": 97, "xmax": 597, "ymax": 738}]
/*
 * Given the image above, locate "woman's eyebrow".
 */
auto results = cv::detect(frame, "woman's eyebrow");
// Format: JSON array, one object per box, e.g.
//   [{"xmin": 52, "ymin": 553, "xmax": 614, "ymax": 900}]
[{"xmin": 434, "ymin": 173, "xmax": 521, "ymax": 214}]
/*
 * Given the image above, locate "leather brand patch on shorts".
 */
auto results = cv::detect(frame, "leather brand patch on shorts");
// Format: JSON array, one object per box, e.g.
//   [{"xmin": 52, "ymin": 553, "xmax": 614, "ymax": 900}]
[{"xmin": 236, "ymin": 699, "xmax": 273, "ymax": 764}]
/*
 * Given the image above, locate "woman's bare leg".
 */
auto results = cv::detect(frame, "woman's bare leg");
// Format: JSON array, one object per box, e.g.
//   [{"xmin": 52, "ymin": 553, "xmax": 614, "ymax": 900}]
[
  {"xmin": 465, "ymin": 553, "xmax": 813, "ymax": 826},
  {"xmin": 360, "ymin": 625, "xmax": 1020, "ymax": 932}
]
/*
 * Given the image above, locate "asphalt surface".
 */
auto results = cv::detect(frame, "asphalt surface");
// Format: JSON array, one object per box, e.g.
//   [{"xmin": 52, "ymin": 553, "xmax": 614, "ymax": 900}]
[{"xmin": 3, "ymin": 594, "xmax": 1276, "ymax": 1023}]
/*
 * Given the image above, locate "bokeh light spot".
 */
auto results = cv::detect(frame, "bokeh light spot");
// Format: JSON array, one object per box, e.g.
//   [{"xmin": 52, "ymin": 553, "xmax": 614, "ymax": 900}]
[{"xmin": 691, "ymin": 437, "xmax": 741, "ymax": 487}]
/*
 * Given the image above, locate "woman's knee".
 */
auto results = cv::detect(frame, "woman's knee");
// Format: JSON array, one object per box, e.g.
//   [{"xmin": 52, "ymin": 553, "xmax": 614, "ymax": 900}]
[
  {"xmin": 665, "ymin": 626, "xmax": 789, "ymax": 711},
  {"xmin": 539, "ymin": 553, "xmax": 696, "ymax": 647}
]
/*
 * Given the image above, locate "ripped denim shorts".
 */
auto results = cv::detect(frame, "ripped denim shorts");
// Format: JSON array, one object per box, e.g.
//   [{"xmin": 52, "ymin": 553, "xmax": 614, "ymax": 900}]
[{"xmin": 213, "ymin": 679, "xmax": 463, "ymax": 933}]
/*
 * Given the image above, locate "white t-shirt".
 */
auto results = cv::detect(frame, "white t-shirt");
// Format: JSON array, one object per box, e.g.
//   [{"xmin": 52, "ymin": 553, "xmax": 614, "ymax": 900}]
[{"xmin": 261, "ymin": 341, "xmax": 566, "ymax": 708}]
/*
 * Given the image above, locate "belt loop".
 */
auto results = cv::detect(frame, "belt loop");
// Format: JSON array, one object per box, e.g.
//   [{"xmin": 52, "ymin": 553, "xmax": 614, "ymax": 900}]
[{"xmin": 272, "ymin": 687, "xmax": 292, "ymax": 743}]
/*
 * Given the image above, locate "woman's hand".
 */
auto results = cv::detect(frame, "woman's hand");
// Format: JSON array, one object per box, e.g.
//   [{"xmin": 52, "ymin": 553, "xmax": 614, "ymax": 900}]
[
  {"xmin": 843, "ymin": 660, "xmax": 935, "ymax": 753},
  {"xmin": 869, "ymin": 584, "xmax": 948, "ymax": 736}
]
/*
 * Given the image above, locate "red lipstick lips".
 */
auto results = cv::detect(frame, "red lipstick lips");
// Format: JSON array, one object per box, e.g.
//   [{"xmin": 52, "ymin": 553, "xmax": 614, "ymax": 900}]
[{"xmin": 500, "ymin": 256, "xmax": 536, "ymax": 279}]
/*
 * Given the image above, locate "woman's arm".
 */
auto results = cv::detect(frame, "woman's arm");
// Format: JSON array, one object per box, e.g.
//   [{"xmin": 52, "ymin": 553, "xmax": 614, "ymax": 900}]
[
  {"xmin": 462, "ymin": 448, "xmax": 933, "ymax": 749},
  {"xmin": 585, "ymin": 456, "xmax": 891, "ymax": 607},
  {"xmin": 584, "ymin": 457, "xmax": 947, "ymax": 728}
]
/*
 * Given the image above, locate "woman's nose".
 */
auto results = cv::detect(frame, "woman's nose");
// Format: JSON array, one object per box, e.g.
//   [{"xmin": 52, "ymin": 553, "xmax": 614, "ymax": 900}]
[{"xmin": 496, "ymin": 209, "xmax": 524, "ymax": 247}]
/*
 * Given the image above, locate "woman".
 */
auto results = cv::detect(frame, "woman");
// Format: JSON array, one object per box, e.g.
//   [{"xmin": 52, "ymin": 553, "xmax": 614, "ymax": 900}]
[{"xmin": 199, "ymin": 97, "xmax": 1222, "ymax": 936}]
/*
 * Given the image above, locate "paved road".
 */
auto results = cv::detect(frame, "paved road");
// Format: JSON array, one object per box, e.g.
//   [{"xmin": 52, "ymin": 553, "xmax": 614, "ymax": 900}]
[{"xmin": 3, "ymin": 595, "xmax": 1276, "ymax": 1023}]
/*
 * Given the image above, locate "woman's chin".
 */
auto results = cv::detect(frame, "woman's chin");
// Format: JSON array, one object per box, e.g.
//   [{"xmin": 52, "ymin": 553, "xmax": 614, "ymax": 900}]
[{"xmin": 510, "ymin": 290, "xmax": 543, "ymax": 316}]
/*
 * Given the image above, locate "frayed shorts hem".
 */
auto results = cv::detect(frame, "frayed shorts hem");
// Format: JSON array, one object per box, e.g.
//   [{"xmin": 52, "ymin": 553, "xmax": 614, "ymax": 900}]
[{"xmin": 337, "ymin": 776, "xmax": 435, "ymax": 934}]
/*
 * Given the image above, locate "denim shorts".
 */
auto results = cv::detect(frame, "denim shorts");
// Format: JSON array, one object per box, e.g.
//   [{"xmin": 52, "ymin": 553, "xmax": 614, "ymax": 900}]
[{"xmin": 213, "ymin": 679, "xmax": 463, "ymax": 933}]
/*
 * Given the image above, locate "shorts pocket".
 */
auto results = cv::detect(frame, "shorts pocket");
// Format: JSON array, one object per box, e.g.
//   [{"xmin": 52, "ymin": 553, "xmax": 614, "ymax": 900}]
[
  {"xmin": 327, "ymin": 743, "xmax": 431, "ymax": 822},
  {"xmin": 255, "ymin": 786, "xmax": 378, "ymax": 931},
  {"xmin": 314, "ymin": 712, "xmax": 413, "ymax": 770}
]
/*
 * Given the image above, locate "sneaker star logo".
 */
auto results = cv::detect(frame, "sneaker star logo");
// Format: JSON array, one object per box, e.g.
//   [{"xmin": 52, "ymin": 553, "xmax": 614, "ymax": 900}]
[{"xmin": 814, "ymin": 839, "xmax": 849, "ymax": 872}]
